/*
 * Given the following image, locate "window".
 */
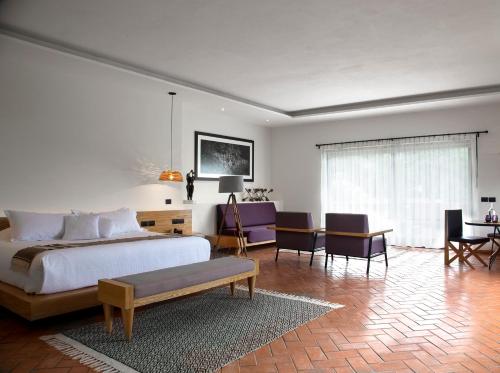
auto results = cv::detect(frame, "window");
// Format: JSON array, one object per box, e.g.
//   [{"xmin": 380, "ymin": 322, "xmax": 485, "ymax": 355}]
[{"xmin": 321, "ymin": 134, "xmax": 476, "ymax": 248}]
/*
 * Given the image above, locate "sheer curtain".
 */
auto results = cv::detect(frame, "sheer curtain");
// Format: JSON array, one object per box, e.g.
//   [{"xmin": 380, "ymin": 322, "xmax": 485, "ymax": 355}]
[{"xmin": 321, "ymin": 134, "xmax": 477, "ymax": 248}]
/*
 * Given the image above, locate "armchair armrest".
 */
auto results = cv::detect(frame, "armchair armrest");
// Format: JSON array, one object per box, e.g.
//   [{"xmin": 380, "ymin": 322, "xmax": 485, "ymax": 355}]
[
  {"xmin": 318, "ymin": 228, "xmax": 393, "ymax": 238},
  {"xmin": 267, "ymin": 226, "xmax": 319, "ymax": 233}
]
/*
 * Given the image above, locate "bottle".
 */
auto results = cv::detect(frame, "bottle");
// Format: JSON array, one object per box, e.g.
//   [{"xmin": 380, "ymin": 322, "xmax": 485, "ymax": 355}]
[{"xmin": 488, "ymin": 203, "xmax": 497, "ymax": 223}]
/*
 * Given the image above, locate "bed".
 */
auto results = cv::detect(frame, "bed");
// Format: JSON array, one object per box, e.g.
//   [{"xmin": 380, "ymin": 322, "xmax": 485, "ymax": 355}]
[{"xmin": 0, "ymin": 210, "xmax": 211, "ymax": 320}]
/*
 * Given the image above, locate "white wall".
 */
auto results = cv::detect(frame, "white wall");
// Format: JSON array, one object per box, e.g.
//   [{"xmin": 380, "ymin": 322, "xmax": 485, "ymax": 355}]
[
  {"xmin": 181, "ymin": 103, "xmax": 272, "ymax": 233},
  {"xmin": 0, "ymin": 36, "xmax": 272, "ymax": 234},
  {"xmin": 271, "ymin": 102, "xmax": 500, "ymax": 231}
]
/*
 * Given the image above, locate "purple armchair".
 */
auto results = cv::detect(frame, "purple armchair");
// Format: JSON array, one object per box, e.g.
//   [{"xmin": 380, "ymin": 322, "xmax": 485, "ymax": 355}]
[
  {"xmin": 325, "ymin": 213, "xmax": 388, "ymax": 274},
  {"xmin": 274, "ymin": 212, "xmax": 325, "ymax": 266}
]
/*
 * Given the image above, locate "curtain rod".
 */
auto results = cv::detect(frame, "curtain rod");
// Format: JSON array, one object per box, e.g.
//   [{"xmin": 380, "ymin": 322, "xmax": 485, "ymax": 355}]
[{"xmin": 315, "ymin": 130, "xmax": 489, "ymax": 148}]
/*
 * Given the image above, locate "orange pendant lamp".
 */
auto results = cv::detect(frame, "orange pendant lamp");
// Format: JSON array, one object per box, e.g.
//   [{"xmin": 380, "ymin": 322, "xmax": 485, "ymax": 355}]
[{"xmin": 159, "ymin": 91, "xmax": 183, "ymax": 182}]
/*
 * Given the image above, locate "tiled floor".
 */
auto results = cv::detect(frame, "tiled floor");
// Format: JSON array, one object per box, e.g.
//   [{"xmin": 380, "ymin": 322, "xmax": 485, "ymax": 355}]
[{"xmin": 1, "ymin": 246, "xmax": 499, "ymax": 372}]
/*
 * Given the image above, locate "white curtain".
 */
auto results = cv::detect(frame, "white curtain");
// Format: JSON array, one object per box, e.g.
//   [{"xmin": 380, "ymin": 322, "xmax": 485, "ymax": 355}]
[{"xmin": 321, "ymin": 134, "xmax": 477, "ymax": 248}]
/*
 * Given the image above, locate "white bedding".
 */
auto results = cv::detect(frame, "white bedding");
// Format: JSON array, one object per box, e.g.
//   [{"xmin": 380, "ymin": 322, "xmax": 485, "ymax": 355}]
[{"xmin": 0, "ymin": 229, "xmax": 211, "ymax": 294}]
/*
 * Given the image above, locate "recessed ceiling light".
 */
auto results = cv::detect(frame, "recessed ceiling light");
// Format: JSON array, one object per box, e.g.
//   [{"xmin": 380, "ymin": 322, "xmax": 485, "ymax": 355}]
[
  {"xmin": 221, "ymin": 107, "xmax": 225, "ymax": 112},
  {"xmin": 265, "ymin": 119, "xmax": 270, "ymax": 123}
]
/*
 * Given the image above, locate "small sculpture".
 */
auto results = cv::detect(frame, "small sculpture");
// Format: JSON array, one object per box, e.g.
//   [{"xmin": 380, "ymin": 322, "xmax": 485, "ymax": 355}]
[{"xmin": 186, "ymin": 170, "xmax": 195, "ymax": 200}]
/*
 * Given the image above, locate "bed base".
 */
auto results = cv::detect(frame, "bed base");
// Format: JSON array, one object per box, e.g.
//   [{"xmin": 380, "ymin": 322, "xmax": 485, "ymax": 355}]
[
  {"xmin": 0, "ymin": 210, "xmax": 195, "ymax": 320},
  {"xmin": 0, "ymin": 281, "xmax": 99, "ymax": 321}
]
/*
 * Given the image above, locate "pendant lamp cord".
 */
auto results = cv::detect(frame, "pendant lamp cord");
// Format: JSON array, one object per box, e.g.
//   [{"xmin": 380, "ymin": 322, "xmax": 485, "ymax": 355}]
[
  {"xmin": 169, "ymin": 92, "xmax": 176, "ymax": 170},
  {"xmin": 170, "ymin": 94, "xmax": 173, "ymax": 169}
]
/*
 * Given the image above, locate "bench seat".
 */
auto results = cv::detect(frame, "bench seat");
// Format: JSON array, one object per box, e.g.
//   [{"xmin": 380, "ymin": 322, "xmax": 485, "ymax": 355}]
[
  {"xmin": 98, "ymin": 256, "xmax": 259, "ymax": 340},
  {"xmin": 115, "ymin": 257, "xmax": 255, "ymax": 298}
]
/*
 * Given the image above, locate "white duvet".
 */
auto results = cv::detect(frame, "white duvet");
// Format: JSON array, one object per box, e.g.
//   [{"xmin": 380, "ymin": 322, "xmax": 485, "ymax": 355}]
[{"xmin": 0, "ymin": 229, "xmax": 211, "ymax": 294}]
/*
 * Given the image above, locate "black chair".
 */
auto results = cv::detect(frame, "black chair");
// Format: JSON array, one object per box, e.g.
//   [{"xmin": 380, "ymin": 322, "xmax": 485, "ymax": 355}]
[{"xmin": 444, "ymin": 210, "xmax": 488, "ymax": 267}]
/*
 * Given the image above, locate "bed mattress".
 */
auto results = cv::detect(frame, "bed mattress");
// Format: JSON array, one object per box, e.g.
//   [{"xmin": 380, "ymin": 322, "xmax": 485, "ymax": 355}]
[{"xmin": 0, "ymin": 229, "xmax": 211, "ymax": 294}]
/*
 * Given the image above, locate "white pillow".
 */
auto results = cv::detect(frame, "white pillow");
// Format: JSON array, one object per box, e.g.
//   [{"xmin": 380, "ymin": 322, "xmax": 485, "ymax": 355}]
[
  {"xmin": 73, "ymin": 208, "xmax": 141, "ymax": 235},
  {"xmin": 99, "ymin": 217, "xmax": 114, "ymax": 238},
  {"xmin": 62, "ymin": 214, "xmax": 100, "ymax": 240},
  {"xmin": 5, "ymin": 210, "xmax": 66, "ymax": 241}
]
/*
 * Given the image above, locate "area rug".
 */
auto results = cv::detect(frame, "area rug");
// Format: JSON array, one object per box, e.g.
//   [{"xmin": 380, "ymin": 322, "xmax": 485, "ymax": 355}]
[{"xmin": 41, "ymin": 286, "xmax": 343, "ymax": 373}]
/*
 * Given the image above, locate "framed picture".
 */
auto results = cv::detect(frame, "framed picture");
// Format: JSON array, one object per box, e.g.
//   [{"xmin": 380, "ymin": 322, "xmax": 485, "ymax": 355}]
[{"xmin": 195, "ymin": 131, "xmax": 254, "ymax": 181}]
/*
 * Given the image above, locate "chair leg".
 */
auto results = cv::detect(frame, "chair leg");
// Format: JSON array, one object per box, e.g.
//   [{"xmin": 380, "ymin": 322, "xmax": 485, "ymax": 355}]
[
  {"xmin": 346, "ymin": 256, "xmax": 349, "ymax": 261},
  {"xmin": 298, "ymin": 250, "xmax": 300, "ymax": 256},
  {"xmin": 310, "ymin": 233, "xmax": 317, "ymax": 266},
  {"xmin": 325, "ymin": 254, "xmax": 328, "ymax": 268},
  {"xmin": 229, "ymin": 282, "xmax": 235, "ymax": 296},
  {"xmin": 366, "ymin": 237, "xmax": 373, "ymax": 275},
  {"xmin": 275, "ymin": 248, "xmax": 280, "ymax": 261},
  {"xmin": 460, "ymin": 244, "xmax": 474, "ymax": 268},
  {"xmin": 383, "ymin": 234, "xmax": 388, "ymax": 267},
  {"xmin": 448, "ymin": 242, "xmax": 460, "ymax": 264},
  {"xmin": 444, "ymin": 239, "xmax": 450, "ymax": 265},
  {"xmin": 464, "ymin": 243, "xmax": 487, "ymax": 267}
]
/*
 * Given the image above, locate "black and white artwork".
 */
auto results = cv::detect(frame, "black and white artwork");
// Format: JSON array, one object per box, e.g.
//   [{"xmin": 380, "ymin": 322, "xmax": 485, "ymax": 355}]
[{"xmin": 195, "ymin": 132, "xmax": 254, "ymax": 181}]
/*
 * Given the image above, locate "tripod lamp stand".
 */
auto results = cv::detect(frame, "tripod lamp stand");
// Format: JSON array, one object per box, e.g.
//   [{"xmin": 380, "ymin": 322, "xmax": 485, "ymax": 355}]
[{"xmin": 215, "ymin": 175, "xmax": 247, "ymax": 256}]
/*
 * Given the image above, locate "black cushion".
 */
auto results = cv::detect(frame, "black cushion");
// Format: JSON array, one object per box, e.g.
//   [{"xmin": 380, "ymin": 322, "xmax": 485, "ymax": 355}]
[{"xmin": 449, "ymin": 236, "xmax": 489, "ymax": 244}]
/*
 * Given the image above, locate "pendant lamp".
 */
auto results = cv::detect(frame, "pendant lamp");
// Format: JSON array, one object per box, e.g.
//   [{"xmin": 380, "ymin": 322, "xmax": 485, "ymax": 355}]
[{"xmin": 159, "ymin": 92, "xmax": 183, "ymax": 182}]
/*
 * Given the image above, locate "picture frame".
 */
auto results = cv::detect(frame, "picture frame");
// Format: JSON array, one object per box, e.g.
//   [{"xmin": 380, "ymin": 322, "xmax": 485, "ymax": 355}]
[{"xmin": 194, "ymin": 131, "xmax": 254, "ymax": 181}]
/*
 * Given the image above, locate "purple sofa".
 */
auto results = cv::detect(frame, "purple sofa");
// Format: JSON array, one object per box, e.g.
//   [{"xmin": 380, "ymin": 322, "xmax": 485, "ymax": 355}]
[{"xmin": 216, "ymin": 202, "xmax": 276, "ymax": 243}]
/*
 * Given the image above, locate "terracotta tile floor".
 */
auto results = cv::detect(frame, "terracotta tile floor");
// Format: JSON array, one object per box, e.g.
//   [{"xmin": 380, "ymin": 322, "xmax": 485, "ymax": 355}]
[{"xmin": 1, "ymin": 246, "xmax": 500, "ymax": 372}]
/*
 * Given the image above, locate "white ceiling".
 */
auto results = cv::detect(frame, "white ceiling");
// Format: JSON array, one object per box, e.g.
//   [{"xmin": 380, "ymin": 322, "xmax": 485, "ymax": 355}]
[{"xmin": 1, "ymin": 0, "xmax": 500, "ymax": 124}]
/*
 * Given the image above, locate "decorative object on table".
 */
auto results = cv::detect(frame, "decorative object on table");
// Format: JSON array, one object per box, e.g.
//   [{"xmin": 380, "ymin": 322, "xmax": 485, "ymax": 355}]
[
  {"xmin": 242, "ymin": 188, "xmax": 274, "ymax": 202},
  {"xmin": 215, "ymin": 176, "xmax": 247, "ymax": 255},
  {"xmin": 185, "ymin": 169, "xmax": 195, "ymax": 201},
  {"xmin": 159, "ymin": 92, "xmax": 183, "ymax": 182},
  {"xmin": 42, "ymin": 287, "xmax": 342, "ymax": 373},
  {"xmin": 486, "ymin": 197, "xmax": 498, "ymax": 222},
  {"xmin": 194, "ymin": 131, "xmax": 254, "ymax": 181}
]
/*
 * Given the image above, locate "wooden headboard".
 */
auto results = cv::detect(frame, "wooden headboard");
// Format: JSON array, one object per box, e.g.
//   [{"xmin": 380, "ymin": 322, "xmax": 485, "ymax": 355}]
[
  {"xmin": 136, "ymin": 210, "xmax": 192, "ymax": 235},
  {"xmin": 0, "ymin": 217, "xmax": 9, "ymax": 231}
]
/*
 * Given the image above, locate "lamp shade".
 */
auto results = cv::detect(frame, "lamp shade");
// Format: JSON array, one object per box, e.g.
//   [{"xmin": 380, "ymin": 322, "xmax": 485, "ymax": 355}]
[
  {"xmin": 218, "ymin": 176, "xmax": 244, "ymax": 193},
  {"xmin": 159, "ymin": 170, "xmax": 184, "ymax": 182}
]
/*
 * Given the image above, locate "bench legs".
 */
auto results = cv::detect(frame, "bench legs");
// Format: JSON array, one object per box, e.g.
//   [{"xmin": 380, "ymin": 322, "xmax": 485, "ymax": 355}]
[
  {"xmin": 230, "ymin": 276, "xmax": 256, "ymax": 298},
  {"xmin": 103, "ymin": 304, "xmax": 113, "ymax": 334},
  {"xmin": 121, "ymin": 308, "xmax": 135, "ymax": 341},
  {"xmin": 248, "ymin": 276, "xmax": 256, "ymax": 299},
  {"xmin": 103, "ymin": 304, "xmax": 135, "ymax": 341}
]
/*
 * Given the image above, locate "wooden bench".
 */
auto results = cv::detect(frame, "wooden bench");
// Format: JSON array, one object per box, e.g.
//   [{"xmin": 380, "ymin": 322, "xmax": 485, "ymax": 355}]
[{"xmin": 98, "ymin": 257, "xmax": 259, "ymax": 340}]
